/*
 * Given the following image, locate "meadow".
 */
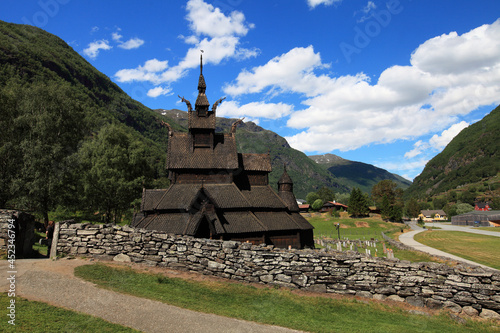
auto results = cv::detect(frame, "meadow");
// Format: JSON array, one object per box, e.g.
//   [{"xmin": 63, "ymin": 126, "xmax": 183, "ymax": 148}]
[{"xmin": 414, "ymin": 231, "xmax": 500, "ymax": 270}]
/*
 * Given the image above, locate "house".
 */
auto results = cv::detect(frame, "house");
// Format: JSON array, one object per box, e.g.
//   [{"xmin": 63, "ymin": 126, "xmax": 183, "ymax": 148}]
[
  {"xmin": 320, "ymin": 201, "xmax": 348, "ymax": 213},
  {"xmin": 418, "ymin": 210, "xmax": 447, "ymax": 221},
  {"xmin": 298, "ymin": 204, "xmax": 310, "ymax": 213},
  {"xmin": 475, "ymin": 202, "xmax": 491, "ymax": 211},
  {"xmin": 132, "ymin": 56, "xmax": 314, "ymax": 249}
]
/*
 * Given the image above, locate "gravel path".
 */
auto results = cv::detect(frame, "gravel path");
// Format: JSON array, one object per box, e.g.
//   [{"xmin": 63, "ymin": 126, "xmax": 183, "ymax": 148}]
[
  {"xmin": 399, "ymin": 222, "xmax": 499, "ymax": 272},
  {"xmin": 0, "ymin": 258, "xmax": 303, "ymax": 333}
]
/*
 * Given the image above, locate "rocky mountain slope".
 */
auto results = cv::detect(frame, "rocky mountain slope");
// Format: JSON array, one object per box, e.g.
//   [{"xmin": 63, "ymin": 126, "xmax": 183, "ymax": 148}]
[{"xmin": 309, "ymin": 154, "xmax": 412, "ymax": 194}]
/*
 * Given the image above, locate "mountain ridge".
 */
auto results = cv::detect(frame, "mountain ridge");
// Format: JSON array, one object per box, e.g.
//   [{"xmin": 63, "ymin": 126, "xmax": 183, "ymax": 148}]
[{"xmin": 309, "ymin": 153, "xmax": 412, "ymax": 194}]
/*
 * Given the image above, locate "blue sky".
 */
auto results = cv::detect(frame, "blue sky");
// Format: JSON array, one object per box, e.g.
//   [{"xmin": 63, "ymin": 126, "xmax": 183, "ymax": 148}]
[{"xmin": 2, "ymin": 0, "xmax": 500, "ymax": 181}]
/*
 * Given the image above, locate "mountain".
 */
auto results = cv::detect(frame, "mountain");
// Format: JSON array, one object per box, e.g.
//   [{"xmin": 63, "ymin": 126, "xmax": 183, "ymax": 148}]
[
  {"xmin": 309, "ymin": 153, "xmax": 412, "ymax": 194},
  {"xmin": 405, "ymin": 104, "xmax": 500, "ymax": 199},
  {"xmin": 0, "ymin": 20, "xmax": 345, "ymax": 209},
  {"xmin": 157, "ymin": 110, "xmax": 349, "ymax": 198}
]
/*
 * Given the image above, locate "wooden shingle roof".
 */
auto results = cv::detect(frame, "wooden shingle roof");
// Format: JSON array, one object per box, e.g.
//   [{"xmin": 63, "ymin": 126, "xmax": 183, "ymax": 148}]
[
  {"xmin": 166, "ymin": 133, "xmax": 238, "ymax": 170},
  {"xmin": 240, "ymin": 153, "xmax": 272, "ymax": 172}
]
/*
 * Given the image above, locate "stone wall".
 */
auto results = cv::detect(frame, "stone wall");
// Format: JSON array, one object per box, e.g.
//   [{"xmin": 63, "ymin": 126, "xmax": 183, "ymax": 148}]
[
  {"xmin": 56, "ymin": 222, "xmax": 500, "ymax": 317},
  {"xmin": 0, "ymin": 210, "xmax": 36, "ymax": 257}
]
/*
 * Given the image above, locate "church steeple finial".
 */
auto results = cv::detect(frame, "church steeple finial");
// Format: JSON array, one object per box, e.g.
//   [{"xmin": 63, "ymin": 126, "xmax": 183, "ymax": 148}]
[{"xmin": 195, "ymin": 50, "xmax": 209, "ymax": 110}]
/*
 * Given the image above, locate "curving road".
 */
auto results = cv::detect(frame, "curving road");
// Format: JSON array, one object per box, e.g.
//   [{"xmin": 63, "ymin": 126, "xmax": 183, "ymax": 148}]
[{"xmin": 398, "ymin": 222, "xmax": 499, "ymax": 272}]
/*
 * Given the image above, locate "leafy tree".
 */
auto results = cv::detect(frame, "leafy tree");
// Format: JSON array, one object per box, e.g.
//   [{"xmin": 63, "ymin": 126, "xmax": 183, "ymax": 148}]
[
  {"xmin": 306, "ymin": 192, "xmax": 321, "ymax": 205},
  {"xmin": 78, "ymin": 124, "xmax": 154, "ymax": 223},
  {"xmin": 447, "ymin": 191, "xmax": 457, "ymax": 203},
  {"xmin": 405, "ymin": 197, "xmax": 420, "ymax": 218},
  {"xmin": 7, "ymin": 83, "xmax": 88, "ymax": 223},
  {"xmin": 311, "ymin": 199, "xmax": 324, "ymax": 211},
  {"xmin": 347, "ymin": 188, "xmax": 369, "ymax": 217},
  {"xmin": 316, "ymin": 187, "xmax": 335, "ymax": 203},
  {"xmin": 460, "ymin": 190, "xmax": 476, "ymax": 206},
  {"xmin": 455, "ymin": 203, "xmax": 475, "ymax": 215},
  {"xmin": 336, "ymin": 193, "xmax": 350, "ymax": 205},
  {"xmin": 371, "ymin": 180, "xmax": 398, "ymax": 207},
  {"xmin": 432, "ymin": 197, "xmax": 447, "ymax": 210},
  {"xmin": 490, "ymin": 197, "xmax": 500, "ymax": 210}
]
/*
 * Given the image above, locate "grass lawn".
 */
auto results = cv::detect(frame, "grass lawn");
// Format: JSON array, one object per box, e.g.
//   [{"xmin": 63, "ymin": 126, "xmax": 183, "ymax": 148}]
[
  {"xmin": 74, "ymin": 264, "xmax": 498, "ymax": 333},
  {"xmin": 0, "ymin": 293, "xmax": 138, "ymax": 332},
  {"xmin": 414, "ymin": 231, "xmax": 500, "ymax": 270}
]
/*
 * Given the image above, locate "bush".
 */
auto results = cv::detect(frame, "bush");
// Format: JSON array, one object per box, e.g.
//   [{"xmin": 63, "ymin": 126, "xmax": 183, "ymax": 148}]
[{"xmin": 311, "ymin": 199, "xmax": 324, "ymax": 211}]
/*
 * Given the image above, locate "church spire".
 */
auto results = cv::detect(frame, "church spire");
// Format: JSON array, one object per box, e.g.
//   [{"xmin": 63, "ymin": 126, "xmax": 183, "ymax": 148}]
[{"xmin": 196, "ymin": 52, "xmax": 209, "ymax": 112}]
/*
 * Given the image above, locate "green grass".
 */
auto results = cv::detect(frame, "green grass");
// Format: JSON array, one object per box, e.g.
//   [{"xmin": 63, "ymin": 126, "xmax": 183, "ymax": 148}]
[
  {"xmin": 0, "ymin": 293, "xmax": 138, "ymax": 332},
  {"xmin": 414, "ymin": 231, "xmax": 500, "ymax": 270},
  {"xmin": 74, "ymin": 264, "xmax": 498, "ymax": 333}
]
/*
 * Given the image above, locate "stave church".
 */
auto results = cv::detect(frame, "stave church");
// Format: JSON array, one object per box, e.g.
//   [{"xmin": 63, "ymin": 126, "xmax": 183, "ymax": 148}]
[{"xmin": 132, "ymin": 56, "xmax": 314, "ymax": 249}]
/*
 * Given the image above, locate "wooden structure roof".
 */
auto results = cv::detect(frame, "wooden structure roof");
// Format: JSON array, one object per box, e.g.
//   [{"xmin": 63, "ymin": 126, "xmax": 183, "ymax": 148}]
[{"xmin": 133, "ymin": 55, "xmax": 313, "ymax": 249}]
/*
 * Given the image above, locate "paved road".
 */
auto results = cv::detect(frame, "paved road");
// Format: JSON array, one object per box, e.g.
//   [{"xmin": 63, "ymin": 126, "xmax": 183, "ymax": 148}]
[
  {"xmin": 398, "ymin": 222, "xmax": 499, "ymax": 272},
  {"xmin": 0, "ymin": 258, "xmax": 302, "ymax": 333},
  {"xmin": 424, "ymin": 222, "xmax": 500, "ymax": 237}
]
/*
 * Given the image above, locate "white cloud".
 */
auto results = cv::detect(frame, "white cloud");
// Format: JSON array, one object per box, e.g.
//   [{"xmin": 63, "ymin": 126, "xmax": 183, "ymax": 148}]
[
  {"xmin": 429, "ymin": 121, "xmax": 469, "ymax": 150},
  {"xmin": 218, "ymin": 101, "xmax": 294, "ymax": 119},
  {"xmin": 114, "ymin": 0, "xmax": 256, "ymax": 92},
  {"xmin": 83, "ymin": 40, "xmax": 112, "ymax": 59},
  {"xmin": 115, "ymin": 58, "xmax": 168, "ymax": 84},
  {"xmin": 112, "ymin": 32, "xmax": 122, "ymax": 42},
  {"xmin": 224, "ymin": 19, "xmax": 500, "ymax": 153},
  {"xmin": 117, "ymin": 37, "xmax": 145, "ymax": 50},
  {"xmin": 186, "ymin": 0, "xmax": 253, "ymax": 37},
  {"xmin": 307, "ymin": 0, "xmax": 341, "ymax": 9},
  {"xmin": 147, "ymin": 86, "xmax": 172, "ymax": 98}
]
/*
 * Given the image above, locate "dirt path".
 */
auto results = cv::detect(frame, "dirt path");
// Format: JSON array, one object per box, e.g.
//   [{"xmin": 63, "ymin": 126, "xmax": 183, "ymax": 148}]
[{"xmin": 0, "ymin": 258, "xmax": 302, "ymax": 333}]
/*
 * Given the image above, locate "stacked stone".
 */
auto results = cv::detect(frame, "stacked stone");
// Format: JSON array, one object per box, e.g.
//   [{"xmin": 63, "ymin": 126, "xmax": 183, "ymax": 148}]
[{"xmin": 56, "ymin": 222, "xmax": 500, "ymax": 318}]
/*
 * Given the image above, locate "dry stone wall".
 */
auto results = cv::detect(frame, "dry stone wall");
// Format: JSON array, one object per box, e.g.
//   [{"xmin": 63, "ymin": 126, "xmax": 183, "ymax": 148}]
[{"xmin": 56, "ymin": 222, "xmax": 500, "ymax": 316}]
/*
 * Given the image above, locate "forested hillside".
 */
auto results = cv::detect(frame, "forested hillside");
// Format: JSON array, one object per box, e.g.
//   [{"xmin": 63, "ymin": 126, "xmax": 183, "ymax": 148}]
[
  {"xmin": 0, "ymin": 20, "xmax": 176, "ymax": 222},
  {"xmin": 405, "ymin": 104, "xmax": 500, "ymax": 200}
]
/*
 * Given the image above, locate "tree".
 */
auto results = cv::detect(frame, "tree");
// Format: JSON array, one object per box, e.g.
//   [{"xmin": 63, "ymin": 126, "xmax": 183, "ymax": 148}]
[
  {"xmin": 336, "ymin": 193, "xmax": 350, "ymax": 205},
  {"xmin": 311, "ymin": 199, "xmax": 324, "ymax": 211},
  {"xmin": 432, "ymin": 197, "xmax": 447, "ymax": 210},
  {"xmin": 460, "ymin": 190, "xmax": 476, "ymax": 206},
  {"xmin": 306, "ymin": 192, "xmax": 320, "ymax": 205},
  {"xmin": 78, "ymin": 124, "xmax": 154, "ymax": 223},
  {"xmin": 7, "ymin": 82, "xmax": 88, "ymax": 223},
  {"xmin": 455, "ymin": 203, "xmax": 474, "ymax": 215},
  {"xmin": 371, "ymin": 180, "xmax": 398, "ymax": 207},
  {"xmin": 405, "ymin": 197, "xmax": 421, "ymax": 218},
  {"xmin": 316, "ymin": 187, "xmax": 335, "ymax": 203},
  {"xmin": 347, "ymin": 188, "xmax": 369, "ymax": 217}
]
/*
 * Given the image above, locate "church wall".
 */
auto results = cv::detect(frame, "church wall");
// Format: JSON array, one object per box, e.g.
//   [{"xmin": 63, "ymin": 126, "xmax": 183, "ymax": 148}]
[{"xmin": 53, "ymin": 222, "xmax": 500, "ymax": 316}]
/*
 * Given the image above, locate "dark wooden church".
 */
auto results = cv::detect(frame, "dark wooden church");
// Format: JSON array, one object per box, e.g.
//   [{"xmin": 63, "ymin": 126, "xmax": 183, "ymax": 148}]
[{"xmin": 132, "ymin": 56, "xmax": 314, "ymax": 249}]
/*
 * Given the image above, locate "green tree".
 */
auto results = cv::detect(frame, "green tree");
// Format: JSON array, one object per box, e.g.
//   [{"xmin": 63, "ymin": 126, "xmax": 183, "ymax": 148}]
[
  {"xmin": 336, "ymin": 193, "xmax": 350, "ymax": 205},
  {"xmin": 316, "ymin": 187, "xmax": 335, "ymax": 203},
  {"xmin": 455, "ymin": 203, "xmax": 475, "ymax": 215},
  {"xmin": 7, "ymin": 83, "xmax": 88, "ymax": 223},
  {"xmin": 432, "ymin": 197, "xmax": 447, "ymax": 210},
  {"xmin": 460, "ymin": 190, "xmax": 476, "ymax": 206},
  {"xmin": 371, "ymin": 180, "xmax": 398, "ymax": 207},
  {"xmin": 347, "ymin": 188, "xmax": 369, "ymax": 217},
  {"xmin": 405, "ymin": 197, "xmax": 420, "ymax": 218},
  {"xmin": 78, "ymin": 124, "xmax": 154, "ymax": 223},
  {"xmin": 447, "ymin": 190, "xmax": 457, "ymax": 202},
  {"xmin": 311, "ymin": 199, "xmax": 324, "ymax": 211},
  {"xmin": 306, "ymin": 192, "xmax": 320, "ymax": 205}
]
